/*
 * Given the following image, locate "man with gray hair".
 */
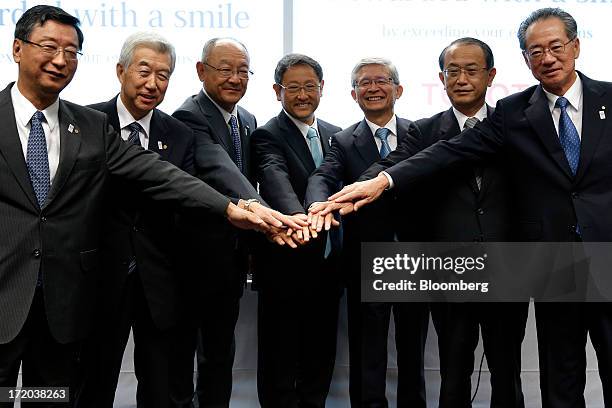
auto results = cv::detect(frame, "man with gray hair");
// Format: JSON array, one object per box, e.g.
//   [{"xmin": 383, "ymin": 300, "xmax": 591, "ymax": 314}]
[
  {"xmin": 305, "ymin": 57, "xmax": 428, "ymax": 407},
  {"xmin": 79, "ymin": 31, "xmax": 201, "ymax": 407}
]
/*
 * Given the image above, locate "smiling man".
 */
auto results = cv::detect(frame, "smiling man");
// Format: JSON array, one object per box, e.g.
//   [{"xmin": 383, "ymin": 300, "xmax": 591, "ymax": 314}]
[
  {"xmin": 251, "ymin": 53, "xmax": 342, "ymax": 408},
  {"xmin": 81, "ymin": 32, "xmax": 198, "ymax": 407}
]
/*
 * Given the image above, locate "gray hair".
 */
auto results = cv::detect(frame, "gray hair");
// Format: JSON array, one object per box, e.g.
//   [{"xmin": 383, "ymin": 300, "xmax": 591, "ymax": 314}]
[
  {"xmin": 118, "ymin": 32, "xmax": 176, "ymax": 74},
  {"xmin": 200, "ymin": 37, "xmax": 250, "ymax": 64},
  {"xmin": 517, "ymin": 8, "xmax": 577, "ymax": 51},
  {"xmin": 350, "ymin": 57, "xmax": 399, "ymax": 87}
]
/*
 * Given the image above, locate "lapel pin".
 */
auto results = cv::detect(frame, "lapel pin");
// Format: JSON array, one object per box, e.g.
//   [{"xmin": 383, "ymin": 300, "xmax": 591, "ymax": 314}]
[
  {"xmin": 68, "ymin": 124, "xmax": 74, "ymax": 133},
  {"xmin": 600, "ymin": 110, "xmax": 606, "ymax": 120},
  {"xmin": 163, "ymin": 144, "xmax": 168, "ymax": 149}
]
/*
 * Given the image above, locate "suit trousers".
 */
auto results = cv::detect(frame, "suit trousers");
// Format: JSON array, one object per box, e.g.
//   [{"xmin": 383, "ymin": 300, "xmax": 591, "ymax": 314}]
[
  {"xmin": 0, "ymin": 288, "xmax": 82, "ymax": 408},
  {"xmin": 77, "ymin": 272, "xmax": 194, "ymax": 408},
  {"xmin": 192, "ymin": 293, "xmax": 241, "ymax": 408},
  {"xmin": 535, "ymin": 302, "xmax": 612, "ymax": 408},
  {"xmin": 352, "ymin": 291, "xmax": 429, "ymax": 408},
  {"xmin": 431, "ymin": 302, "xmax": 528, "ymax": 408},
  {"xmin": 256, "ymin": 289, "xmax": 340, "ymax": 408}
]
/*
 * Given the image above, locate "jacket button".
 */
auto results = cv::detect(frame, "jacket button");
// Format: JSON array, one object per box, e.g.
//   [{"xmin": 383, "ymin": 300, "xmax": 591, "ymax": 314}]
[
  {"xmin": 476, "ymin": 208, "xmax": 484, "ymax": 215},
  {"xmin": 571, "ymin": 192, "xmax": 579, "ymax": 199},
  {"xmin": 569, "ymin": 225, "xmax": 576, "ymax": 232},
  {"xmin": 33, "ymin": 249, "xmax": 41, "ymax": 258},
  {"xmin": 41, "ymin": 216, "xmax": 47, "ymax": 222}
]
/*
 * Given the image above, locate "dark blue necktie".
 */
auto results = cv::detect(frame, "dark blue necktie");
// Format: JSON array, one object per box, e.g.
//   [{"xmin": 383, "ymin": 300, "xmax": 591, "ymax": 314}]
[
  {"xmin": 127, "ymin": 122, "xmax": 143, "ymax": 147},
  {"xmin": 555, "ymin": 96, "xmax": 580, "ymax": 175},
  {"xmin": 375, "ymin": 127, "xmax": 391, "ymax": 158},
  {"xmin": 27, "ymin": 111, "xmax": 50, "ymax": 208},
  {"xmin": 229, "ymin": 115, "xmax": 243, "ymax": 173}
]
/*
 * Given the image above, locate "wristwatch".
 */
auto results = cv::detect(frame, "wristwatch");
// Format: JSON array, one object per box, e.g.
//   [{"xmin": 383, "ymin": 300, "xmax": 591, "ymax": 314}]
[{"xmin": 243, "ymin": 198, "xmax": 260, "ymax": 211}]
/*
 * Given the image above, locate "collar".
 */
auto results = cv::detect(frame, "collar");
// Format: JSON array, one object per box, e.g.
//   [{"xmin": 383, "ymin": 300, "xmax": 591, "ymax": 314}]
[
  {"xmin": 452, "ymin": 104, "xmax": 488, "ymax": 129},
  {"xmin": 203, "ymin": 88, "xmax": 238, "ymax": 123},
  {"xmin": 365, "ymin": 115, "xmax": 397, "ymax": 137},
  {"xmin": 12, "ymin": 82, "xmax": 60, "ymax": 132},
  {"xmin": 542, "ymin": 73, "xmax": 583, "ymax": 111},
  {"xmin": 283, "ymin": 109, "xmax": 319, "ymax": 137},
  {"xmin": 116, "ymin": 95, "xmax": 153, "ymax": 135}
]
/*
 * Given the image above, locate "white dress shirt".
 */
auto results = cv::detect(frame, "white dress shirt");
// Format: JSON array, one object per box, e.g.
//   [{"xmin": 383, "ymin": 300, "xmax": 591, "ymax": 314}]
[
  {"xmin": 117, "ymin": 96, "xmax": 153, "ymax": 149},
  {"xmin": 203, "ymin": 88, "xmax": 240, "ymax": 131},
  {"xmin": 452, "ymin": 103, "xmax": 488, "ymax": 130},
  {"xmin": 284, "ymin": 110, "xmax": 324, "ymax": 155},
  {"xmin": 11, "ymin": 82, "xmax": 61, "ymax": 184},
  {"xmin": 542, "ymin": 74, "xmax": 583, "ymax": 140}
]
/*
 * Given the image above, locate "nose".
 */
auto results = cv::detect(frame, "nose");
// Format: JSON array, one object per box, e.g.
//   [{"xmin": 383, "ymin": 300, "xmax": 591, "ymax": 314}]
[
  {"xmin": 50, "ymin": 50, "xmax": 67, "ymax": 67},
  {"xmin": 144, "ymin": 75, "xmax": 157, "ymax": 89},
  {"xmin": 456, "ymin": 69, "xmax": 469, "ymax": 84},
  {"xmin": 541, "ymin": 49, "xmax": 557, "ymax": 64}
]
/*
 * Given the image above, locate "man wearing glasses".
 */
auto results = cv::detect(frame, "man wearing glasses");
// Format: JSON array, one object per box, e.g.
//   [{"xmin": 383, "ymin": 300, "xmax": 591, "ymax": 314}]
[
  {"xmin": 251, "ymin": 53, "xmax": 342, "ymax": 407},
  {"xmin": 172, "ymin": 38, "xmax": 267, "ymax": 407},
  {"xmin": 0, "ymin": 6, "xmax": 274, "ymax": 405},
  {"xmin": 305, "ymin": 57, "xmax": 429, "ymax": 407},
  {"xmin": 326, "ymin": 8, "xmax": 612, "ymax": 407}
]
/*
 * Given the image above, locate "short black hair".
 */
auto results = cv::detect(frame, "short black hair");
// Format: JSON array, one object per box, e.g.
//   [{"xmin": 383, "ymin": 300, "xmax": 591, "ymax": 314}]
[
  {"xmin": 438, "ymin": 37, "xmax": 494, "ymax": 70},
  {"xmin": 15, "ymin": 5, "xmax": 84, "ymax": 49},
  {"xmin": 274, "ymin": 53, "xmax": 323, "ymax": 84}
]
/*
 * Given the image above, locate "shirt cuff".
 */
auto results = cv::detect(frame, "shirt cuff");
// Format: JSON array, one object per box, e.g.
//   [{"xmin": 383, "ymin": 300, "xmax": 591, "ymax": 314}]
[{"xmin": 381, "ymin": 171, "xmax": 394, "ymax": 189}]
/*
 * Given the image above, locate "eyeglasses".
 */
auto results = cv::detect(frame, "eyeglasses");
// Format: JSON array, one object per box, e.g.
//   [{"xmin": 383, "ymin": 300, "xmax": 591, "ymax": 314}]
[
  {"xmin": 18, "ymin": 37, "xmax": 82, "ymax": 61},
  {"xmin": 203, "ymin": 62, "xmax": 253, "ymax": 79},
  {"xmin": 443, "ymin": 67, "xmax": 489, "ymax": 79},
  {"xmin": 524, "ymin": 38, "xmax": 575, "ymax": 61},
  {"xmin": 278, "ymin": 83, "xmax": 321, "ymax": 95},
  {"xmin": 353, "ymin": 77, "xmax": 395, "ymax": 89}
]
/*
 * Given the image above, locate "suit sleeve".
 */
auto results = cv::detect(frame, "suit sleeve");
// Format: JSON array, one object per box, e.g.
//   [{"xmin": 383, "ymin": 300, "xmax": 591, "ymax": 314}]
[
  {"xmin": 103, "ymin": 116, "xmax": 230, "ymax": 217},
  {"xmin": 252, "ymin": 127, "xmax": 305, "ymax": 215},
  {"xmin": 172, "ymin": 108, "xmax": 263, "ymax": 201},
  {"xmin": 305, "ymin": 136, "xmax": 345, "ymax": 208},
  {"xmin": 385, "ymin": 104, "xmax": 505, "ymax": 195}
]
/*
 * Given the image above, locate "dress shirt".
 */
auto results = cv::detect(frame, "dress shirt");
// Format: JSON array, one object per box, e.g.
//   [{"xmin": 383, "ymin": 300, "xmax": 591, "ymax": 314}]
[
  {"xmin": 117, "ymin": 96, "xmax": 152, "ymax": 149},
  {"xmin": 452, "ymin": 103, "xmax": 488, "ymax": 130},
  {"xmin": 11, "ymin": 83, "xmax": 60, "ymax": 184},
  {"xmin": 542, "ymin": 74, "xmax": 583, "ymax": 140},
  {"xmin": 284, "ymin": 110, "xmax": 324, "ymax": 155},
  {"xmin": 202, "ymin": 87, "xmax": 240, "ymax": 132},
  {"xmin": 366, "ymin": 115, "xmax": 398, "ymax": 152}
]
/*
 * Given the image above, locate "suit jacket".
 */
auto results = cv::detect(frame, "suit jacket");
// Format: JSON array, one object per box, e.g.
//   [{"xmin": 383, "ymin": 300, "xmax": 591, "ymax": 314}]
[
  {"xmin": 0, "ymin": 84, "xmax": 229, "ymax": 344},
  {"xmin": 364, "ymin": 72, "xmax": 611, "ymax": 243},
  {"xmin": 251, "ymin": 110, "xmax": 341, "ymax": 294},
  {"xmin": 88, "ymin": 96, "xmax": 195, "ymax": 330},
  {"xmin": 173, "ymin": 90, "xmax": 259, "ymax": 296},
  {"xmin": 305, "ymin": 117, "xmax": 421, "ymax": 281},
  {"xmin": 411, "ymin": 106, "xmax": 511, "ymax": 241}
]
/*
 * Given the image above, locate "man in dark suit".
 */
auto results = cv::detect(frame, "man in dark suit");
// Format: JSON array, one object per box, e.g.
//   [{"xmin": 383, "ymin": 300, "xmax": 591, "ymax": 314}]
[
  {"xmin": 305, "ymin": 57, "xmax": 428, "ymax": 408},
  {"xmin": 78, "ymin": 32, "xmax": 197, "ymax": 407},
  {"xmin": 0, "ymin": 6, "xmax": 280, "ymax": 407},
  {"xmin": 418, "ymin": 38, "xmax": 528, "ymax": 408},
  {"xmin": 172, "ymin": 38, "xmax": 264, "ymax": 408},
  {"xmin": 327, "ymin": 8, "xmax": 612, "ymax": 408},
  {"xmin": 251, "ymin": 53, "xmax": 342, "ymax": 407}
]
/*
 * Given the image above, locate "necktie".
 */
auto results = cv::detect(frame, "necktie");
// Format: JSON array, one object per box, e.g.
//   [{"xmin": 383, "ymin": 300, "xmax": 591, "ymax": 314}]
[
  {"xmin": 229, "ymin": 115, "xmax": 243, "ymax": 173},
  {"xmin": 375, "ymin": 127, "xmax": 392, "ymax": 158},
  {"xmin": 464, "ymin": 117, "xmax": 483, "ymax": 190},
  {"xmin": 127, "ymin": 122, "xmax": 143, "ymax": 147},
  {"xmin": 27, "ymin": 111, "xmax": 50, "ymax": 208},
  {"xmin": 307, "ymin": 127, "xmax": 324, "ymax": 167},
  {"xmin": 306, "ymin": 127, "xmax": 331, "ymax": 257},
  {"xmin": 555, "ymin": 96, "xmax": 580, "ymax": 175}
]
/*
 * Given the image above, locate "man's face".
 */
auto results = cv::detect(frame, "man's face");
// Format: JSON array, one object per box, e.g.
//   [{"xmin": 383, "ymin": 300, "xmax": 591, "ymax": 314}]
[
  {"xmin": 523, "ymin": 17, "xmax": 580, "ymax": 95},
  {"xmin": 439, "ymin": 43, "xmax": 496, "ymax": 115},
  {"xmin": 116, "ymin": 46, "xmax": 172, "ymax": 120},
  {"xmin": 13, "ymin": 20, "xmax": 79, "ymax": 104},
  {"xmin": 273, "ymin": 64, "xmax": 323, "ymax": 125},
  {"xmin": 351, "ymin": 64, "xmax": 402, "ymax": 119},
  {"xmin": 196, "ymin": 40, "xmax": 249, "ymax": 112}
]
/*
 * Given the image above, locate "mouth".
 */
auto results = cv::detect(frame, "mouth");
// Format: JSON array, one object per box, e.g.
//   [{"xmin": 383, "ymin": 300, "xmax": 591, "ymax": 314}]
[
  {"xmin": 454, "ymin": 89, "xmax": 473, "ymax": 95},
  {"xmin": 139, "ymin": 94, "xmax": 157, "ymax": 103},
  {"xmin": 542, "ymin": 67, "xmax": 561, "ymax": 76},
  {"xmin": 365, "ymin": 96, "xmax": 384, "ymax": 101},
  {"xmin": 294, "ymin": 103, "xmax": 311, "ymax": 109},
  {"xmin": 43, "ymin": 69, "xmax": 66, "ymax": 79}
]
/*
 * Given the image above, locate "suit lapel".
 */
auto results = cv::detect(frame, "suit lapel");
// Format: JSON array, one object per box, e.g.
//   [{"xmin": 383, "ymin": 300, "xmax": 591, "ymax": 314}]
[
  {"xmin": 0, "ymin": 85, "xmax": 39, "ymax": 209},
  {"xmin": 279, "ymin": 111, "xmax": 316, "ymax": 173},
  {"xmin": 353, "ymin": 120, "xmax": 380, "ymax": 166},
  {"xmin": 477, "ymin": 105, "xmax": 496, "ymax": 195},
  {"xmin": 237, "ymin": 107, "xmax": 252, "ymax": 174},
  {"xmin": 525, "ymin": 85, "xmax": 574, "ymax": 179},
  {"xmin": 575, "ymin": 73, "xmax": 607, "ymax": 184},
  {"xmin": 148, "ymin": 110, "xmax": 172, "ymax": 160},
  {"xmin": 197, "ymin": 91, "xmax": 233, "ymax": 153},
  {"xmin": 46, "ymin": 101, "xmax": 82, "ymax": 205},
  {"xmin": 318, "ymin": 122, "xmax": 333, "ymax": 156}
]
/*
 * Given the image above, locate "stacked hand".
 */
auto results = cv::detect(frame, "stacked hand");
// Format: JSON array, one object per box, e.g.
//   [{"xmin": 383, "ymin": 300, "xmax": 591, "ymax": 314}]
[{"xmin": 321, "ymin": 173, "xmax": 390, "ymax": 216}]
